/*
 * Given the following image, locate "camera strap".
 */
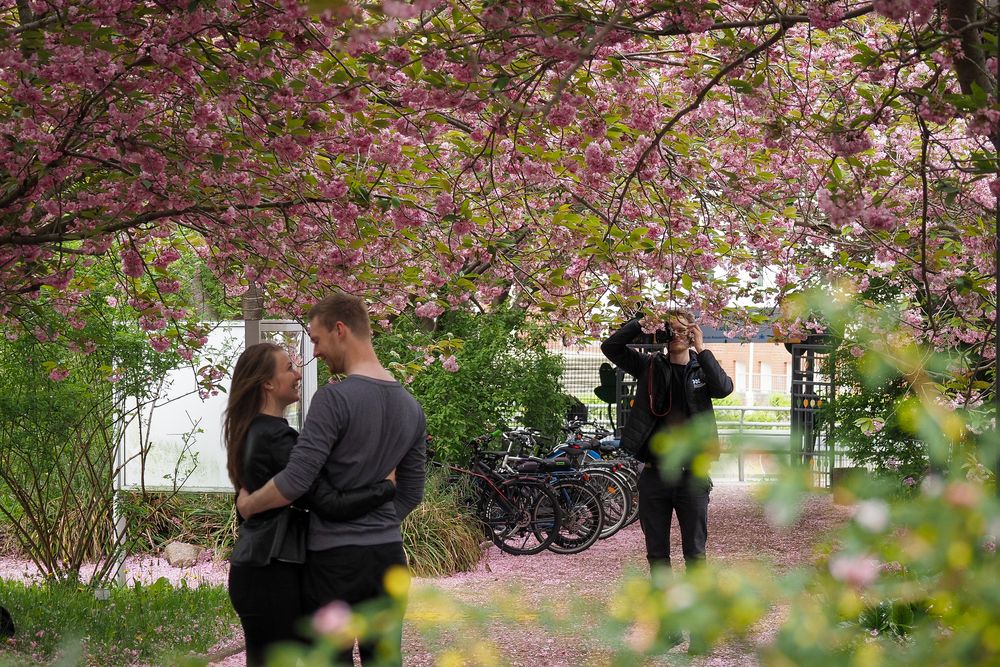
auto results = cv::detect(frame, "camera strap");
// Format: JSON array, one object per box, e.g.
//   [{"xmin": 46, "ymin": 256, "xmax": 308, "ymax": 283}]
[{"xmin": 647, "ymin": 356, "xmax": 673, "ymax": 417}]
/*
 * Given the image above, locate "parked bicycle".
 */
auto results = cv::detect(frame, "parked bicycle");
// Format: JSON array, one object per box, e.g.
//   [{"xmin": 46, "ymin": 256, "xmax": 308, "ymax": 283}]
[
  {"xmin": 551, "ymin": 420, "xmax": 641, "ymax": 529},
  {"xmin": 437, "ymin": 434, "xmax": 562, "ymax": 556}
]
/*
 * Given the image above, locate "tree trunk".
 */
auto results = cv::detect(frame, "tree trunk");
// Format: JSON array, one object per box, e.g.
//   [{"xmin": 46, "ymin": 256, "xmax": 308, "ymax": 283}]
[
  {"xmin": 946, "ymin": 0, "xmax": 993, "ymax": 96},
  {"xmin": 242, "ymin": 282, "xmax": 262, "ymax": 349}
]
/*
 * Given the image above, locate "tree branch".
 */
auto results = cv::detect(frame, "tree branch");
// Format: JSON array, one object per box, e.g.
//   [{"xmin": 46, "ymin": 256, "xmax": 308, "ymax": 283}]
[
  {"xmin": 945, "ymin": 0, "xmax": 994, "ymax": 96},
  {"xmin": 610, "ymin": 22, "xmax": 793, "ymax": 230},
  {"xmin": 0, "ymin": 197, "xmax": 338, "ymax": 246}
]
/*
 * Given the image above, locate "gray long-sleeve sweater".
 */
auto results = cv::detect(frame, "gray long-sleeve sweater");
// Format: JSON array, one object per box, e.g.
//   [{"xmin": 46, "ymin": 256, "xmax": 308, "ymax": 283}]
[{"xmin": 272, "ymin": 375, "xmax": 427, "ymax": 551}]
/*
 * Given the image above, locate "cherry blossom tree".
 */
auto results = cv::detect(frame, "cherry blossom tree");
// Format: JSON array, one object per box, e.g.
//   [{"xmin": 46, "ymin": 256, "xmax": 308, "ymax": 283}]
[{"xmin": 2, "ymin": 1, "xmax": 999, "ymax": 403}]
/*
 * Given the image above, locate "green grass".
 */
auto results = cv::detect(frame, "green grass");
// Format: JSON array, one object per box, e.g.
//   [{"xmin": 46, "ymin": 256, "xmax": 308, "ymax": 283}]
[{"xmin": 0, "ymin": 578, "xmax": 237, "ymax": 666}]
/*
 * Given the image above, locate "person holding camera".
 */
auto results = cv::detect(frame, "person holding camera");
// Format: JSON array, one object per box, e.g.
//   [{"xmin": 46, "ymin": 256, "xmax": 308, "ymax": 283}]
[{"xmin": 601, "ymin": 308, "xmax": 734, "ymax": 571}]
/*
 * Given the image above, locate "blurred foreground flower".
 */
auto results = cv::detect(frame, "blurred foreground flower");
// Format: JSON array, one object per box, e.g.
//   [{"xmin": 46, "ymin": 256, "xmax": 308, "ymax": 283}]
[
  {"xmin": 313, "ymin": 600, "xmax": 351, "ymax": 636},
  {"xmin": 829, "ymin": 553, "xmax": 880, "ymax": 588}
]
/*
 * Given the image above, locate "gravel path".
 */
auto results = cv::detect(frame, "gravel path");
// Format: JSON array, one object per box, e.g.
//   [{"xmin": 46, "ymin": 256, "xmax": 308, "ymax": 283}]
[
  {"xmin": 0, "ymin": 483, "xmax": 851, "ymax": 666},
  {"xmin": 400, "ymin": 482, "xmax": 851, "ymax": 667}
]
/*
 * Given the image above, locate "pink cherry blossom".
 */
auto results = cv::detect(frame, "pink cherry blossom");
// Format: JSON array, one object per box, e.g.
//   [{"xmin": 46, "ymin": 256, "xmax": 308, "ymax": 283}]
[
  {"xmin": 121, "ymin": 250, "xmax": 144, "ymax": 279},
  {"xmin": 48, "ymin": 368, "xmax": 70, "ymax": 382},
  {"xmin": 313, "ymin": 600, "xmax": 352, "ymax": 636},
  {"xmin": 415, "ymin": 302, "xmax": 445, "ymax": 319}
]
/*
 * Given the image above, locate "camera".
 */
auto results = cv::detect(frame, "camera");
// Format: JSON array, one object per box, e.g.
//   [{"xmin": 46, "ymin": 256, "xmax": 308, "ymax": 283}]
[
  {"xmin": 630, "ymin": 308, "xmax": 675, "ymax": 345},
  {"xmin": 637, "ymin": 326, "xmax": 673, "ymax": 346},
  {"xmin": 652, "ymin": 327, "xmax": 674, "ymax": 344}
]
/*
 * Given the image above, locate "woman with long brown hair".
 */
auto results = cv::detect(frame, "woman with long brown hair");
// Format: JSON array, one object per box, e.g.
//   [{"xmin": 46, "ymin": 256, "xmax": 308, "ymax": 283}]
[{"xmin": 224, "ymin": 343, "xmax": 396, "ymax": 667}]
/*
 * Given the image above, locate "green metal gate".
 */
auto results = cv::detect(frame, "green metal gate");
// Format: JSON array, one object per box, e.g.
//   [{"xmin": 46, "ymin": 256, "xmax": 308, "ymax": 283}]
[{"xmin": 789, "ymin": 341, "xmax": 841, "ymax": 487}]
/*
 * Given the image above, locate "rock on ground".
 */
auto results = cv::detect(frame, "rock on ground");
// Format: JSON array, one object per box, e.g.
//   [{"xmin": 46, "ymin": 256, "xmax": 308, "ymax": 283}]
[{"xmin": 163, "ymin": 541, "xmax": 205, "ymax": 568}]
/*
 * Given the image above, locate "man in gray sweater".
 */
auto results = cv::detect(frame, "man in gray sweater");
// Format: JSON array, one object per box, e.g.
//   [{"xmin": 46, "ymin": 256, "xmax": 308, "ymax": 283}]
[{"xmin": 237, "ymin": 292, "xmax": 426, "ymax": 665}]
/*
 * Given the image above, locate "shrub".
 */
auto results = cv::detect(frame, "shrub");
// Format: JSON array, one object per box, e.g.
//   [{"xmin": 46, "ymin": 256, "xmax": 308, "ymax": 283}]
[
  {"xmin": 375, "ymin": 307, "xmax": 569, "ymax": 461},
  {"xmin": 402, "ymin": 469, "xmax": 483, "ymax": 577},
  {"xmin": 0, "ymin": 322, "xmax": 178, "ymax": 584},
  {"xmin": 824, "ymin": 349, "xmax": 929, "ymax": 485}
]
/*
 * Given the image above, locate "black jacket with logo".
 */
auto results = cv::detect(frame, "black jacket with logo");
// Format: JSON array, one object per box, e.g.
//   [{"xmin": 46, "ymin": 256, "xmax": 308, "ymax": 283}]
[{"xmin": 600, "ymin": 318, "xmax": 734, "ymax": 463}]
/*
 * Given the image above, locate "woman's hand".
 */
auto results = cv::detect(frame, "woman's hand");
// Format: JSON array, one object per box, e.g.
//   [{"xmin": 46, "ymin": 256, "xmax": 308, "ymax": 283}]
[
  {"xmin": 386, "ymin": 468, "xmax": 397, "ymax": 485},
  {"xmin": 236, "ymin": 488, "xmax": 253, "ymax": 519}
]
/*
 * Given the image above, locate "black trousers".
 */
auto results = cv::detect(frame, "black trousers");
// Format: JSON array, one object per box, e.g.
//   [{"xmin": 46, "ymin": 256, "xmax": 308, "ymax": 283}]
[
  {"xmin": 303, "ymin": 542, "xmax": 409, "ymax": 666},
  {"xmin": 638, "ymin": 466, "xmax": 711, "ymax": 569},
  {"xmin": 228, "ymin": 561, "xmax": 306, "ymax": 667}
]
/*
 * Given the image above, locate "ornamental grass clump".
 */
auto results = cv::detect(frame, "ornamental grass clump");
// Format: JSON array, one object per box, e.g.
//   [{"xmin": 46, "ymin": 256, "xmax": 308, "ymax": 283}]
[{"xmin": 402, "ymin": 469, "xmax": 483, "ymax": 577}]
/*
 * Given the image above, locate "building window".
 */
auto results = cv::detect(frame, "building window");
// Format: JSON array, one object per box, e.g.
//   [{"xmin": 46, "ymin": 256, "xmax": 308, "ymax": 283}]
[
  {"xmin": 760, "ymin": 362, "xmax": 772, "ymax": 392},
  {"xmin": 735, "ymin": 361, "xmax": 747, "ymax": 393}
]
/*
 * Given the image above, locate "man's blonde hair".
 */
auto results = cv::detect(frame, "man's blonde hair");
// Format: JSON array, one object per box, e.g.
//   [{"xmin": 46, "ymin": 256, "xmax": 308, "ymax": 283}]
[
  {"xmin": 665, "ymin": 308, "xmax": 695, "ymax": 325},
  {"xmin": 308, "ymin": 292, "xmax": 372, "ymax": 337}
]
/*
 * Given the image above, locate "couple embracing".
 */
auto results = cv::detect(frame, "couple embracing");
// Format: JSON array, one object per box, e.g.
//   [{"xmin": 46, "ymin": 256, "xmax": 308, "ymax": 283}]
[{"xmin": 223, "ymin": 293, "xmax": 427, "ymax": 666}]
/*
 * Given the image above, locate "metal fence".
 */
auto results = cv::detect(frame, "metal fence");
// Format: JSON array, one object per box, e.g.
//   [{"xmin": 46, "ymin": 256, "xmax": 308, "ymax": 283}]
[
  {"xmin": 715, "ymin": 406, "xmax": 791, "ymax": 482},
  {"xmin": 546, "ymin": 342, "xmax": 616, "ymax": 429},
  {"xmin": 547, "ymin": 342, "xmax": 790, "ymax": 415}
]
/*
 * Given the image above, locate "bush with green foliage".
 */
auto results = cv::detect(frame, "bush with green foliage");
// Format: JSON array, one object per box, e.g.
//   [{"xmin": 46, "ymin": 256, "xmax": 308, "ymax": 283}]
[
  {"xmin": 374, "ymin": 307, "xmax": 569, "ymax": 462},
  {"xmin": 826, "ymin": 353, "xmax": 929, "ymax": 484},
  {"xmin": 0, "ymin": 244, "xmax": 239, "ymax": 582},
  {"xmin": 816, "ymin": 275, "xmax": 991, "ymax": 491},
  {"xmin": 0, "ymin": 307, "xmax": 180, "ymax": 584}
]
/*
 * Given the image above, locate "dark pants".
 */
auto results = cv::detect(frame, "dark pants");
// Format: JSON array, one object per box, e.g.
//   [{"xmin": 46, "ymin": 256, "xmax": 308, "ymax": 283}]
[
  {"xmin": 304, "ymin": 542, "xmax": 409, "ymax": 666},
  {"xmin": 228, "ymin": 561, "xmax": 306, "ymax": 667},
  {"xmin": 638, "ymin": 466, "xmax": 711, "ymax": 570}
]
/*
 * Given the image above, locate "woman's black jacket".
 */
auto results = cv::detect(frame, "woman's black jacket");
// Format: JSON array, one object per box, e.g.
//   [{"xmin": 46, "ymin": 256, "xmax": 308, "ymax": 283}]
[{"xmin": 600, "ymin": 317, "xmax": 734, "ymax": 463}]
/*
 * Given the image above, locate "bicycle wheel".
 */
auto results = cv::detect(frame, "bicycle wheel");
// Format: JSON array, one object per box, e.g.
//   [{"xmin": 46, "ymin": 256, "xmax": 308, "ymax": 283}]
[
  {"xmin": 618, "ymin": 465, "xmax": 641, "ymax": 526},
  {"xmin": 604, "ymin": 460, "xmax": 640, "ymax": 527},
  {"xmin": 482, "ymin": 478, "xmax": 561, "ymax": 555},
  {"xmin": 544, "ymin": 478, "xmax": 604, "ymax": 555},
  {"xmin": 583, "ymin": 468, "xmax": 632, "ymax": 539}
]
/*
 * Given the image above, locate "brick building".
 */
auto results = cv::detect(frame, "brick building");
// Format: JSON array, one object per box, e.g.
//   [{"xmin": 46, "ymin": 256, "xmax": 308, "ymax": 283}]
[{"xmin": 708, "ymin": 342, "xmax": 791, "ymax": 404}]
